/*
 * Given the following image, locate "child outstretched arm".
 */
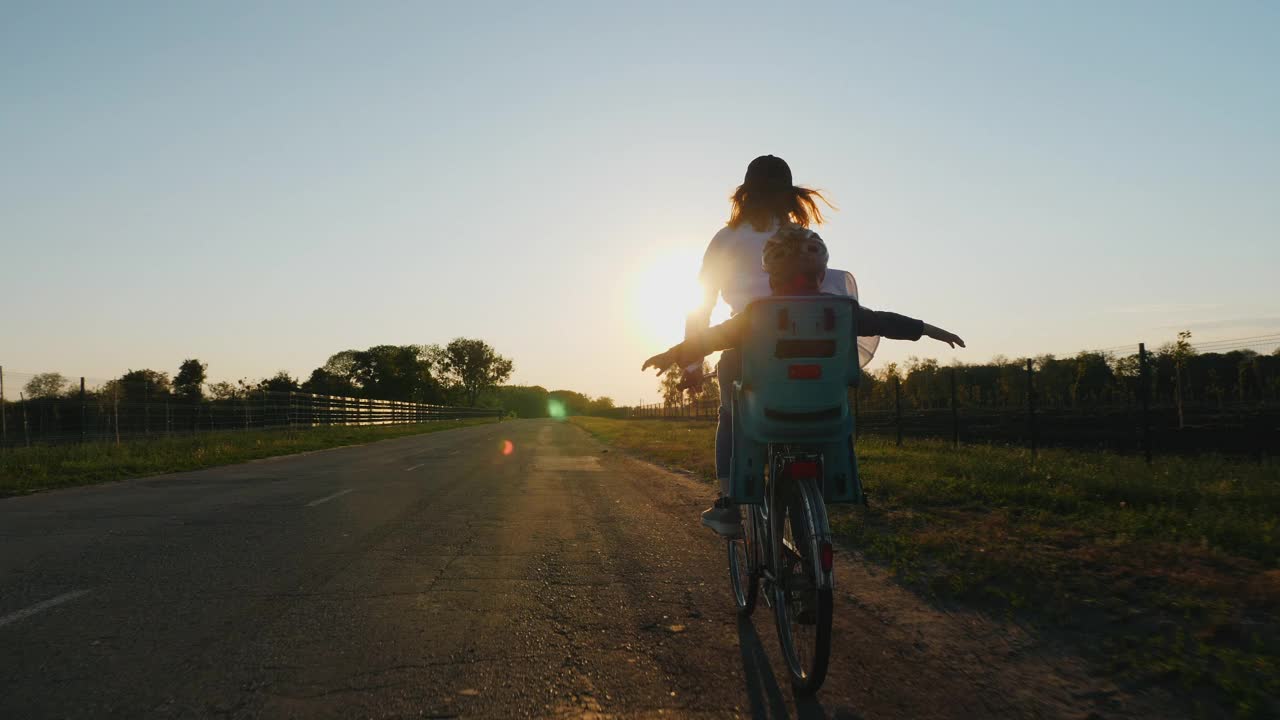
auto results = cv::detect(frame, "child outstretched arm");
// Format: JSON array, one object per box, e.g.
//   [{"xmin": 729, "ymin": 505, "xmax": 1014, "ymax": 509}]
[{"xmin": 643, "ymin": 301, "xmax": 963, "ymax": 375}]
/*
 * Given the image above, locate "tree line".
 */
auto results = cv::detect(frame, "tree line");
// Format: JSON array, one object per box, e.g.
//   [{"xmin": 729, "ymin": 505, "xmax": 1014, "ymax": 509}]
[
  {"xmin": 651, "ymin": 333, "xmax": 1280, "ymax": 417},
  {"xmin": 857, "ymin": 337, "xmax": 1280, "ymax": 415},
  {"xmin": 14, "ymin": 337, "xmax": 622, "ymax": 418}
]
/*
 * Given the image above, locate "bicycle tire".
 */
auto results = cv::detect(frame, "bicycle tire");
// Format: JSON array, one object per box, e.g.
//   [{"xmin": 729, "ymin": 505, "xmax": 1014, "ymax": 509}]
[
  {"xmin": 772, "ymin": 476, "xmax": 833, "ymax": 694},
  {"xmin": 728, "ymin": 505, "xmax": 761, "ymax": 615}
]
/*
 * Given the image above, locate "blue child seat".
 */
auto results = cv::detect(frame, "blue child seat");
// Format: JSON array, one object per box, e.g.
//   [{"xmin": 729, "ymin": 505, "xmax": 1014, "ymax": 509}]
[{"xmin": 728, "ymin": 296, "xmax": 863, "ymax": 505}]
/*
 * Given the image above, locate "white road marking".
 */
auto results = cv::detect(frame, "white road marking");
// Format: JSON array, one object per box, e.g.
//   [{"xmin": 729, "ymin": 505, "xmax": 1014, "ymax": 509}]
[
  {"xmin": 404, "ymin": 463, "xmax": 425, "ymax": 471},
  {"xmin": 0, "ymin": 590, "xmax": 90, "ymax": 629},
  {"xmin": 305, "ymin": 489, "xmax": 354, "ymax": 507}
]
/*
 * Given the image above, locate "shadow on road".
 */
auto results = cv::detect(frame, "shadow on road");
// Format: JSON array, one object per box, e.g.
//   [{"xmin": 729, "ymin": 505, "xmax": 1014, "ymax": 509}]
[{"xmin": 737, "ymin": 614, "xmax": 851, "ymax": 720}]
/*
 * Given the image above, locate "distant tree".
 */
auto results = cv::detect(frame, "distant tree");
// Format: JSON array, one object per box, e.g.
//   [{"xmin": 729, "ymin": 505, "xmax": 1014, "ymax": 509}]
[
  {"xmin": 1071, "ymin": 352, "xmax": 1113, "ymax": 405},
  {"xmin": 174, "ymin": 358, "xmax": 207, "ymax": 401},
  {"xmin": 118, "ymin": 369, "xmax": 172, "ymax": 401},
  {"xmin": 321, "ymin": 350, "xmax": 361, "ymax": 384},
  {"xmin": 207, "ymin": 381, "xmax": 240, "ymax": 401},
  {"xmin": 310, "ymin": 346, "xmax": 440, "ymax": 402},
  {"xmin": 987, "ymin": 358, "xmax": 1015, "ymax": 406},
  {"xmin": 548, "ymin": 390, "xmax": 593, "ymax": 416},
  {"xmin": 497, "ymin": 385, "xmax": 550, "ymax": 418},
  {"xmin": 1170, "ymin": 330, "xmax": 1195, "ymax": 428},
  {"xmin": 902, "ymin": 357, "xmax": 943, "ymax": 408},
  {"xmin": 433, "ymin": 339, "xmax": 514, "ymax": 407},
  {"xmin": 96, "ymin": 379, "xmax": 124, "ymax": 403},
  {"xmin": 588, "ymin": 395, "xmax": 617, "ymax": 415},
  {"xmin": 301, "ymin": 367, "xmax": 358, "ymax": 397},
  {"xmin": 24, "ymin": 372, "xmax": 69, "ymax": 399},
  {"xmin": 258, "ymin": 371, "xmax": 300, "ymax": 393},
  {"xmin": 660, "ymin": 365, "xmax": 685, "ymax": 408},
  {"xmin": 356, "ymin": 345, "xmax": 440, "ymax": 401},
  {"xmin": 1033, "ymin": 355, "xmax": 1075, "ymax": 408},
  {"xmin": 1112, "ymin": 353, "xmax": 1141, "ymax": 405},
  {"xmin": 878, "ymin": 362, "xmax": 901, "ymax": 406}
]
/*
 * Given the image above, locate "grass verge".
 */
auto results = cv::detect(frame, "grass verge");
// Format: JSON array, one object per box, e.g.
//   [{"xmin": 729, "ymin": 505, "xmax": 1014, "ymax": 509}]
[
  {"xmin": 0, "ymin": 419, "xmax": 496, "ymax": 496},
  {"xmin": 570, "ymin": 416, "xmax": 1280, "ymax": 719}
]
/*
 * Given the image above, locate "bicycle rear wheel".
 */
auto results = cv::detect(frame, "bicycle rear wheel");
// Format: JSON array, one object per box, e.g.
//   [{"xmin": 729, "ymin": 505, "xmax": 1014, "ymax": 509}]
[
  {"xmin": 728, "ymin": 505, "xmax": 760, "ymax": 614},
  {"xmin": 772, "ymin": 476, "xmax": 833, "ymax": 694}
]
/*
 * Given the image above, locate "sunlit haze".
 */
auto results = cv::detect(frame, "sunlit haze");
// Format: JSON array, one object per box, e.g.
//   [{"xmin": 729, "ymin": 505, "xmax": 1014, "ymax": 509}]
[{"xmin": 4, "ymin": 2, "xmax": 1276, "ymax": 404}]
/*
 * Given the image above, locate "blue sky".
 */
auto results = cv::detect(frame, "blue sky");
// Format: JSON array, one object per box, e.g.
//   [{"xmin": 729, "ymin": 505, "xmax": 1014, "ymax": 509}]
[{"xmin": 3, "ymin": 1, "xmax": 1277, "ymax": 403}]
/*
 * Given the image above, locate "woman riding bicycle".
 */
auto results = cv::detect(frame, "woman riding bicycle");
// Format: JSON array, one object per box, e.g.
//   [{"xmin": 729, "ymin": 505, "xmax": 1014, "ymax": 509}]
[{"xmin": 671, "ymin": 155, "xmax": 964, "ymax": 537}]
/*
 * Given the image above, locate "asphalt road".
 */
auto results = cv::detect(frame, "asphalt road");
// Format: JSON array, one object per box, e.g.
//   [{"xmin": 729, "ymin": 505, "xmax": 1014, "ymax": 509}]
[{"xmin": 1, "ymin": 419, "xmax": 1153, "ymax": 719}]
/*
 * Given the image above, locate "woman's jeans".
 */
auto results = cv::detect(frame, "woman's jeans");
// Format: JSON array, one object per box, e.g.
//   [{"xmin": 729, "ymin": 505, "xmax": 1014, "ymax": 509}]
[{"xmin": 715, "ymin": 349, "xmax": 740, "ymax": 497}]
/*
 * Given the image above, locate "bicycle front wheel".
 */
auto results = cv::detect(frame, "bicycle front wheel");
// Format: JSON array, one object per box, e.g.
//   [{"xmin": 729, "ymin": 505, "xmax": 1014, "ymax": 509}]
[
  {"xmin": 771, "ymin": 476, "xmax": 833, "ymax": 694},
  {"xmin": 729, "ymin": 505, "xmax": 761, "ymax": 615}
]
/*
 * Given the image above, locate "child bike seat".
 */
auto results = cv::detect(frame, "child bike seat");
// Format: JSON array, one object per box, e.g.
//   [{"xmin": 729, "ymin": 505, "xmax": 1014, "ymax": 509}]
[{"xmin": 728, "ymin": 297, "xmax": 863, "ymax": 505}]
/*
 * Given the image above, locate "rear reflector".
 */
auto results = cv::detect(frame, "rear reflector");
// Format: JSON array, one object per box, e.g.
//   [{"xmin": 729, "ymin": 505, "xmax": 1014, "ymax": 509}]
[
  {"xmin": 788, "ymin": 364, "xmax": 822, "ymax": 380},
  {"xmin": 820, "ymin": 542, "xmax": 834, "ymax": 572}
]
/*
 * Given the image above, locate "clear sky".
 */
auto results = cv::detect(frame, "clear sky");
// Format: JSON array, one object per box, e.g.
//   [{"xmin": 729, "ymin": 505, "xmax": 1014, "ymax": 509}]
[{"xmin": 4, "ymin": 1, "xmax": 1277, "ymax": 404}]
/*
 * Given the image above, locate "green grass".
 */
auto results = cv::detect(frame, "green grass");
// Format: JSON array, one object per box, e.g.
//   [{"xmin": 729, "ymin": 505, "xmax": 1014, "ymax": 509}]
[
  {"xmin": 570, "ymin": 416, "xmax": 1280, "ymax": 719},
  {"xmin": 0, "ymin": 419, "xmax": 496, "ymax": 496}
]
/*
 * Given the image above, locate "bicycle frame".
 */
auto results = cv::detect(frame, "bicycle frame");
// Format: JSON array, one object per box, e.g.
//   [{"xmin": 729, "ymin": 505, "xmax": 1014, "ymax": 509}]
[{"xmin": 754, "ymin": 448, "xmax": 833, "ymax": 597}]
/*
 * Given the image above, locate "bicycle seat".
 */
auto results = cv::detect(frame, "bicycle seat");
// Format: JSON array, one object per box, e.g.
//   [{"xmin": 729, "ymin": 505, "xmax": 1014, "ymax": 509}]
[{"xmin": 728, "ymin": 296, "xmax": 862, "ymax": 505}]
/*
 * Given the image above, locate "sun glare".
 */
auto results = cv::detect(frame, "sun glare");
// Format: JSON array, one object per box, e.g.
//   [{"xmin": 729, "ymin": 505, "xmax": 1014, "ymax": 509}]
[{"xmin": 629, "ymin": 249, "xmax": 716, "ymax": 346}]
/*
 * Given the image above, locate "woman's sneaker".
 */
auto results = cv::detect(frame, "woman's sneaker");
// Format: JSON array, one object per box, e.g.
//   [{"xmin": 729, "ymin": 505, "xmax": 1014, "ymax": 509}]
[{"xmin": 701, "ymin": 496, "xmax": 743, "ymax": 538}]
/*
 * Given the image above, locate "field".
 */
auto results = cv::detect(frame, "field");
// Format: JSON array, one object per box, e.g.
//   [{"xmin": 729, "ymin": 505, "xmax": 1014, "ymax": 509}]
[
  {"xmin": 570, "ymin": 417, "xmax": 1280, "ymax": 718},
  {"xmin": 0, "ymin": 419, "xmax": 496, "ymax": 496}
]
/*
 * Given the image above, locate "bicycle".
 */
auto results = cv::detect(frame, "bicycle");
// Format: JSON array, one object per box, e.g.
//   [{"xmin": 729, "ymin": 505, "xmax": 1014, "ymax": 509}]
[{"xmin": 720, "ymin": 296, "xmax": 865, "ymax": 694}]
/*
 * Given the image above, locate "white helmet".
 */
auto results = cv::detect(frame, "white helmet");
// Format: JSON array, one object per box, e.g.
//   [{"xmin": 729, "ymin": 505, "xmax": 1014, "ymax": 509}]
[{"xmin": 762, "ymin": 223, "xmax": 829, "ymax": 278}]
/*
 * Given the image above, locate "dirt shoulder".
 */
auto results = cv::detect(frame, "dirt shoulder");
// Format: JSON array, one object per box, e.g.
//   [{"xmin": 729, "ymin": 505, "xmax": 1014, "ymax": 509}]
[{"xmin": 572, "ymin": 417, "xmax": 1277, "ymax": 719}]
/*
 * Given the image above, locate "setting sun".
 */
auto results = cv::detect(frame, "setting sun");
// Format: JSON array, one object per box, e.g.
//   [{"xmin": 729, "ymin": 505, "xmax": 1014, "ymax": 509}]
[{"xmin": 628, "ymin": 248, "xmax": 729, "ymax": 347}]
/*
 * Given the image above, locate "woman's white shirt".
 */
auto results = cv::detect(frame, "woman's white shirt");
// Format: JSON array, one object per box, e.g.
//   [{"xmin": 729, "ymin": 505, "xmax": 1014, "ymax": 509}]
[{"xmin": 697, "ymin": 222, "xmax": 879, "ymax": 366}]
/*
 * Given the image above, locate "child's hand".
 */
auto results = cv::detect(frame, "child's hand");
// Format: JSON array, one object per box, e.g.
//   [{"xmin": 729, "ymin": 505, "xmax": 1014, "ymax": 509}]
[
  {"xmin": 923, "ymin": 323, "xmax": 966, "ymax": 349},
  {"xmin": 677, "ymin": 364, "xmax": 704, "ymax": 391},
  {"xmin": 642, "ymin": 349, "xmax": 678, "ymax": 373}
]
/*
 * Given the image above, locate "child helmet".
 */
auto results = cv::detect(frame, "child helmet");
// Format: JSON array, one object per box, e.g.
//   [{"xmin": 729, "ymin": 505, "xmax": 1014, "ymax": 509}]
[{"xmin": 762, "ymin": 222, "xmax": 829, "ymax": 277}]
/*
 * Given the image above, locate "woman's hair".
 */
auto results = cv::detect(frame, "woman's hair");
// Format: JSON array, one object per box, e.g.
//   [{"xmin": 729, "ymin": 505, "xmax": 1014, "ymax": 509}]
[{"xmin": 727, "ymin": 184, "xmax": 833, "ymax": 231}]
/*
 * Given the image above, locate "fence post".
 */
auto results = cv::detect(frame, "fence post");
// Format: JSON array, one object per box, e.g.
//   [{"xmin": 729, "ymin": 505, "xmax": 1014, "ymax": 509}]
[
  {"xmin": 80, "ymin": 377, "xmax": 87, "ymax": 444},
  {"xmin": 1026, "ymin": 358, "xmax": 1037, "ymax": 461},
  {"xmin": 894, "ymin": 376, "xmax": 903, "ymax": 447},
  {"xmin": 165, "ymin": 402, "xmax": 171, "ymax": 436},
  {"xmin": 113, "ymin": 387, "xmax": 121, "ymax": 445},
  {"xmin": 144, "ymin": 381, "xmax": 150, "ymax": 436},
  {"xmin": 20, "ymin": 392, "xmax": 31, "ymax": 447},
  {"xmin": 950, "ymin": 367, "xmax": 959, "ymax": 448},
  {"xmin": 1139, "ymin": 342, "xmax": 1152, "ymax": 464},
  {"xmin": 0, "ymin": 365, "xmax": 6, "ymax": 447}
]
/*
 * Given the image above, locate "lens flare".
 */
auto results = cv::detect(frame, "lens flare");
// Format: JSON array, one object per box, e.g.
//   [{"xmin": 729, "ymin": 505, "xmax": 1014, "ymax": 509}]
[
  {"xmin": 547, "ymin": 399, "xmax": 566, "ymax": 419},
  {"xmin": 502, "ymin": 440, "xmax": 514, "ymax": 456}
]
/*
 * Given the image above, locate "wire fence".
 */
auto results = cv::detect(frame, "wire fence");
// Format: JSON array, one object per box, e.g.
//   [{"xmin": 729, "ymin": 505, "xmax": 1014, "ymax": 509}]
[
  {"xmin": 626, "ymin": 335, "xmax": 1280, "ymax": 461},
  {"xmin": 0, "ymin": 368, "xmax": 499, "ymax": 449}
]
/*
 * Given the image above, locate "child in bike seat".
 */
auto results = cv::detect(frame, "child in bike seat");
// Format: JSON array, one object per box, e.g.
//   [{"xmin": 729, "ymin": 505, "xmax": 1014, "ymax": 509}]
[{"xmin": 642, "ymin": 223, "xmax": 964, "ymax": 537}]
